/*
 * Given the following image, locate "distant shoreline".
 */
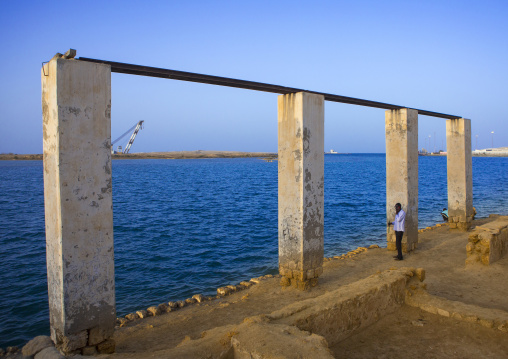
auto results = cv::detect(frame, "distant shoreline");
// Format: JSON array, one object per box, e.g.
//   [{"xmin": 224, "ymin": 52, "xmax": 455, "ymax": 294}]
[
  {"xmin": 2, "ymin": 150, "xmax": 507, "ymax": 161},
  {"xmin": 0, "ymin": 151, "xmax": 277, "ymax": 161}
]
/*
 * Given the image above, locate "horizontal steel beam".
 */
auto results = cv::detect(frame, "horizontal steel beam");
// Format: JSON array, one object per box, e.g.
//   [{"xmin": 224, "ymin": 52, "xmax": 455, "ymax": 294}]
[{"xmin": 78, "ymin": 57, "xmax": 461, "ymax": 120}]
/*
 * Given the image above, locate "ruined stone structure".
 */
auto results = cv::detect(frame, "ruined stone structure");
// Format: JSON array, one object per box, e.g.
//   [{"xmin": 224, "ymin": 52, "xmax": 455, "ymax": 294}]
[
  {"xmin": 466, "ymin": 215, "xmax": 508, "ymax": 265},
  {"xmin": 41, "ymin": 50, "xmax": 473, "ymax": 354}
]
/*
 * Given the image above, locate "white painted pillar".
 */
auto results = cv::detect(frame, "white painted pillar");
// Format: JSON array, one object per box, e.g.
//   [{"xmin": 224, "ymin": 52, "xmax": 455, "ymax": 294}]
[
  {"xmin": 385, "ymin": 108, "xmax": 418, "ymax": 253},
  {"xmin": 278, "ymin": 92, "xmax": 324, "ymax": 290},
  {"xmin": 42, "ymin": 56, "xmax": 115, "ymax": 354},
  {"xmin": 446, "ymin": 118, "xmax": 473, "ymax": 230}
]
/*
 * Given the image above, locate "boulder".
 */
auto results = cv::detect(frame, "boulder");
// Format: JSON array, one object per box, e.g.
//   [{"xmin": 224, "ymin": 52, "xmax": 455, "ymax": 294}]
[
  {"xmin": 192, "ymin": 294, "xmax": 205, "ymax": 303},
  {"xmin": 177, "ymin": 301, "xmax": 186, "ymax": 308},
  {"xmin": 167, "ymin": 301, "xmax": 179, "ymax": 309},
  {"xmin": 35, "ymin": 346, "xmax": 65, "ymax": 359},
  {"xmin": 125, "ymin": 313, "xmax": 138, "ymax": 321},
  {"xmin": 147, "ymin": 306, "xmax": 159, "ymax": 316},
  {"xmin": 136, "ymin": 310, "xmax": 148, "ymax": 319},
  {"xmin": 97, "ymin": 339, "xmax": 115, "ymax": 354},
  {"xmin": 22, "ymin": 335, "xmax": 54, "ymax": 357},
  {"xmin": 157, "ymin": 302, "xmax": 168, "ymax": 312},
  {"xmin": 7, "ymin": 346, "xmax": 18, "ymax": 353},
  {"xmin": 185, "ymin": 298, "xmax": 197, "ymax": 305}
]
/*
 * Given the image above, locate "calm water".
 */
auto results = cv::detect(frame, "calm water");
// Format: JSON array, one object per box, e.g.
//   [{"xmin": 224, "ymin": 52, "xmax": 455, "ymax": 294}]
[{"xmin": 0, "ymin": 154, "xmax": 507, "ymax": 348}]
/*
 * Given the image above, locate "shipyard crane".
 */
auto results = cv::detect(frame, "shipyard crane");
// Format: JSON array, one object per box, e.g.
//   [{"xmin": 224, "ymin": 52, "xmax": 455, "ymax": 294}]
[{"xmin": 111, "ymin": 121, "xmax": 144, "ymax": 154}]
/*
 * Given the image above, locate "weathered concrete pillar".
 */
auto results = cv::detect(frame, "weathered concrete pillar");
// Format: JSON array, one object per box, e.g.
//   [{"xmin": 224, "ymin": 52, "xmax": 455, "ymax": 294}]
[
  {"xmin": 385, "ymin": 108, "xmax": 418, "ymax": 252},
  {"xmin": 42, "ymin": 56, "xmax": 115, "ymax": 354},
  {"xmin": 446, "ymin": 118, "xmax": 473, "ymax": 231},
  {"xmin": 278, "ymin": 92, "xmax": 324, "ymax": 290}
]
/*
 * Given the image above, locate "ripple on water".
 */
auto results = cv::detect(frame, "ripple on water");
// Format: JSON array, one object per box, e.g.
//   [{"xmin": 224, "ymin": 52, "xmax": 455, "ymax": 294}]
[{"xmin": 0, "ymin": 156, "xmax": 507, "ymax": 348}]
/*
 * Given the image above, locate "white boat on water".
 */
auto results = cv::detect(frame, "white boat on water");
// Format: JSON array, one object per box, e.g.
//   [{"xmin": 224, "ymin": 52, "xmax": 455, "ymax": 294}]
[{"xmin": 328, "ymin": 149, "xmax": 338, "ymax": 154}]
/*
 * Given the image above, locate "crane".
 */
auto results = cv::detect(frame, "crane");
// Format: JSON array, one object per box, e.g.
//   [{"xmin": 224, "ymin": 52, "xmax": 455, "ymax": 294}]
[{"xmin": 111, "ymin": 121, "xmax": 144, "ymax": 154}]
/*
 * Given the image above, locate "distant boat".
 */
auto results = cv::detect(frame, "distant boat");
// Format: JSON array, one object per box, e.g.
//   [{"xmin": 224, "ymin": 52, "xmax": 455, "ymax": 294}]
[{"xmin": 328, "ymin": 149, "xmax": 338, "ymax": 154}]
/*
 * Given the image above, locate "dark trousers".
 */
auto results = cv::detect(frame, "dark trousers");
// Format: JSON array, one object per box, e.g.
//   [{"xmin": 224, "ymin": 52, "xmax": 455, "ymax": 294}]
[{"xmin": 395, "ymin": 231, "xmax": 404, "ymax": 259}]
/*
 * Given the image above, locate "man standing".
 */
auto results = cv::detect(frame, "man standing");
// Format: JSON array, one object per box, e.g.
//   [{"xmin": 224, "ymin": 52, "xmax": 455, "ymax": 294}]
[{"xmin": 390, "ymin": 203, "xmax": 406, "ymax": 261}]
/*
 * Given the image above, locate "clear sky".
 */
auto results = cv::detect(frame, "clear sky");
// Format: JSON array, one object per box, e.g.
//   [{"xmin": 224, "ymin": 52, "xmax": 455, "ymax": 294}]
[{"xmin": 0, "ymin": 0, "xmax": 506, "ymax": 154}]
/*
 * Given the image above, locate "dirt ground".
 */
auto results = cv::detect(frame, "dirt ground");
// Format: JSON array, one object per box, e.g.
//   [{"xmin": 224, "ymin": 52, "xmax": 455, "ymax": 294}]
[
  {"xmin": 331, "ymin": 305, "xmax": 508, "ymax": 359},
  {"xmin": 108, "ymin": 215, "xmax": 508, "ymax": 358}
]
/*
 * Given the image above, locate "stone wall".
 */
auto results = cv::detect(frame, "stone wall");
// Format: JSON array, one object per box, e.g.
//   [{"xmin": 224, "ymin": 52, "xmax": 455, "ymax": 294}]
[{"xmin": 466, "ymin": 216, "xmax": 508, "ymax": 265}]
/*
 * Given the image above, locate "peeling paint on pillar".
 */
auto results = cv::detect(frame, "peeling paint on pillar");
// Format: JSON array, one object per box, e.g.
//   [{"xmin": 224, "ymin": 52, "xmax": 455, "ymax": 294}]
[
  {"xmin": 446, "ymin": 118, "xmax": 473, "ymax": 230},
  {"xmin": 278, "ymin": 92, "xmax": 324, "ymax": 287},
  {"xmin": 41, "ymin": 58, "xmax": 115, "ymax": 350},
  {"xmin": 385, "ymin": 108, "xmax": 418, "ymax": 252}
]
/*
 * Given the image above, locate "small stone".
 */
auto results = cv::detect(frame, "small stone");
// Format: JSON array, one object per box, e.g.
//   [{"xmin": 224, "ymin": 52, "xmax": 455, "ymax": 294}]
[
  {"xmin": 117, "ymin": 318, "xmax": 128, "ymax": 327},
  {"xmin": 479, "ymin": 319, "xmax": 494, "ymax": 328},
  {"xmin": 497, "ymin": 322, "xmax": 508, "ymax": 332},
  {"xmin": 147, "ymin": 306, "xmax": 159, "ymax": 316},
  {"xmin": 7, "ymin": 346, "xmax": 18, "ymax": 353},
  {"xmin": 217, "ymin": 287, "xmax": 232, "ymax": 296},
  {"xmin": 60, "ymin": 331, "xmax": 88, "ymax": 353},
  {"xmin": 411, "ymin": 320, "xmax": 424, "ymax": 327},
  {"xmin": 125, "ymin": 313, "xmax": 138, "ymax": 321},
  {"xmin": 157, "ymin": 302, "xmax": 168, "ymax": 312},
  {"xmin": 136, "ymin": 310, "xmax": 148, "ymax": 318},
  {"xmin": 89, "ymin": 326, "xmax": 113, "ymax": 346},
  {"xmin": 264, "ymin": 274, "xmax": 273, "ymax": 278},
  {"xmin": 415, "ymin": 268, "xmax": 425, "ymax": 282},
  {"xmin": 97, "ymin": 339, "xmax": 115, "ymax": 354},
  {"xmin": 192, "ymin": 294, "xmax": 205, "ymax": 303},
  {"xmin": 185, "ymin": 298, "xmax": 197, "ymax": 304},
  {"xmin": 280, "ymin": 276, "xmax": 291, "ymax": 286},
  {"xmin": 250, "ymin": 277, "xmax": 262, "ymax": 284},
  {"xmin": 226, "ymin": 285, "xmax": 237, "ymax": 292},
  {"xmin": 63, "ymin": 49, "xmax": 77, "ymax": 59},
  {"xmin": 35, "ymin": 346, "xmax": 66, "ymax": 359},
  {"xmin": 82, "ymin": 345, "xmax": 97, "ymax": 356},
  {"xmin": 437, "ymin": 308, "xmax": 450, "ymax": 317},
  {"xmin": 167, "ymin": 301, "xmax": 179, "ymax": 309},
  {"xmin": 239, "ymin": 281, "xmax": 254, "ymax": 288},
  {"xmin": 177, "ymin": 300, "xmax": 186, "ymax": 308},
  {"xmin": 368, "ymin": 244, "xmax": 380, "ymax": 249},
  {"xmin": 22, "ymin": 335, "xmax": 54, "ymax": 356}
]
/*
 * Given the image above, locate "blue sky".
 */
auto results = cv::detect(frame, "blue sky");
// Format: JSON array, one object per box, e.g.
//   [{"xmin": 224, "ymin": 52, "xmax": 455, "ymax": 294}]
[{"xmin": 0, "ymin": 0, "xmax": 506, "ymax": 154}]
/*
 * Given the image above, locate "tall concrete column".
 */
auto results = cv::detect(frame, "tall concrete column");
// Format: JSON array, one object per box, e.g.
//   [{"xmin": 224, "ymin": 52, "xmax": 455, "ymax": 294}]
[
  {"xmin": 446, "ymin": 118, "xmax": 473, "ymax": 231},
  {"xmin": 42, "ymin": 56, "xmax": 115, "ymax": 354},
  {"xmin": 385, "ymin": 108, "xmax": 418, "ymax": 252},
  {"xmin": 278, "ymin": 92, "xmax": 324, "ymax": 290}
]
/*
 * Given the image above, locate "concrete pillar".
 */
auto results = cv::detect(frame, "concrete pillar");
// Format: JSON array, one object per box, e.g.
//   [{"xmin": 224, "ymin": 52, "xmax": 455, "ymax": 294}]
[
  {"xmin": 385, "ymin": 108, "xmax": 418, "ymax": 253},
  {"xmin": 42, "ymin": 57, "xmax": 115, "ymax": 354},
  {"xmin": 278, "ymin": 92, "xmax": 324, "ymax": 290},
  {"xmin": 446, "ymin": 118, "xmax": 473, "ymax": 230}
]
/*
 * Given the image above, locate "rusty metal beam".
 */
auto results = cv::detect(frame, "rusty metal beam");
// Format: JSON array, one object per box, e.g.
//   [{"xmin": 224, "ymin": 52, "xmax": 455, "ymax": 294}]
[{"xmin": 78, "ymin": 57, "xmax": 461, "ymax": 120}]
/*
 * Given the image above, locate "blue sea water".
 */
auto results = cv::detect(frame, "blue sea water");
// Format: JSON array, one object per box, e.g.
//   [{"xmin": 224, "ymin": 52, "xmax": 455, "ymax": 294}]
[{"xmin": 0, "ymin": 154, "xmax": 507, "ymax": 348}]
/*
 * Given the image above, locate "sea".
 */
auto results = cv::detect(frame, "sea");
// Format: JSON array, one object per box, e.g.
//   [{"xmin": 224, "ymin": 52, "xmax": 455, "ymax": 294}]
[{"xmin": 0, "ymin": 154, "xmax": 507, "ymax": 348}]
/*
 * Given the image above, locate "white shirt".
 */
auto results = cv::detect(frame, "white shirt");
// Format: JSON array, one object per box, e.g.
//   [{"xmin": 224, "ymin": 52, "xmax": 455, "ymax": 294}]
[{"xmin": 393, "ymin": 209, "xmax": 406, "ymax": 232}]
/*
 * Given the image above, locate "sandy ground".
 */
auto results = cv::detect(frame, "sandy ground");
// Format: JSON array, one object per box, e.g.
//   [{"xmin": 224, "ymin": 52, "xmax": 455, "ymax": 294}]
[
  {"xmin": 103, "ymin": 215, "xmax": 508, "ymax": 358},
  {"xmin": 332, "ymin": 305, "xmax": 508, "ymax": 359}
]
